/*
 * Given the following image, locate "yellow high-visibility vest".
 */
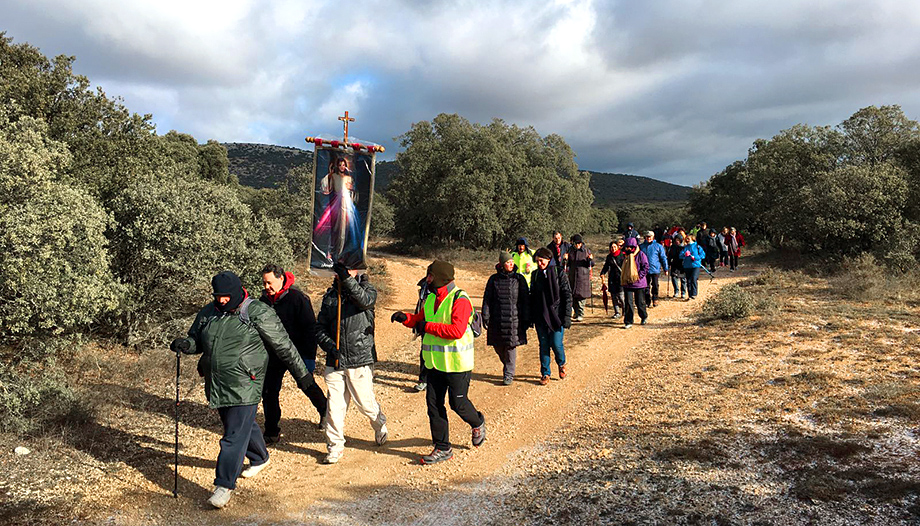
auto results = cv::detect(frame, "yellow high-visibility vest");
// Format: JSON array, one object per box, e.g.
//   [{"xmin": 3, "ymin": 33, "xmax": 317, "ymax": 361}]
[
  {"xmin": 512, "ymin": 251, "xmax": 535, "ymax": 287},
  {"xmin": 421, "ymin": 289, "xmax": 475, "ymax": 372}
]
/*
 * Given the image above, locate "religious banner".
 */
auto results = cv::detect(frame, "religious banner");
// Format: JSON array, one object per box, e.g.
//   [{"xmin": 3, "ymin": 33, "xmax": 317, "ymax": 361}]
[{"xmin": 306, "ymin": 112, "xmax": 384, "ymax": 272}]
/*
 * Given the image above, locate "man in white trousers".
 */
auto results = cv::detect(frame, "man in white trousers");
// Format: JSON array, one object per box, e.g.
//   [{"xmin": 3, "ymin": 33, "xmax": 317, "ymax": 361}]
[{"xmin": 314, "ymin": 262, "xmax": 387, "ymax": 464}]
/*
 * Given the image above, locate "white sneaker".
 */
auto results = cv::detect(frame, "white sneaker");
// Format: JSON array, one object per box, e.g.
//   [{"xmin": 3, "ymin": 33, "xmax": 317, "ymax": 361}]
[
  {"xmin": 240, "ymin": 458, "xmax": 270, "ymax": 479},
  {"xmin": 375, "ymin": 424, "xmax": 388, "ymax": 446},
  {"xmin": 324, "ymin": 450, "xmax": 343, "ymax": 464},
  {"xmin": 207, "ymin": 486, "xmax": 233, "ymax": 508}
]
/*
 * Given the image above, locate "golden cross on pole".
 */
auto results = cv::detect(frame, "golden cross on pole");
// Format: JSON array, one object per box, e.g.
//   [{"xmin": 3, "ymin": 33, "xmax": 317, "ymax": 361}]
[{"xmin": 338, "ymin": 111, "xmax": 355, "ymax": 144}]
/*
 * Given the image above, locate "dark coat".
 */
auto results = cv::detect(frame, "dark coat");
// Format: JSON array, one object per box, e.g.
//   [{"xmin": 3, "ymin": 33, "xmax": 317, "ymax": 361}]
[
  {"xmin": 482, "ymin": 265, "xmax": 529, "ymax": 348},
  {"xmin": 315, "ymin": 274, "xmax": 377, "ymax": 369},
  {"xmin": 181, "ymin": 298, "xmax": 308, "ymax": 409},
  {"xmin": 566, "ymin": 244, "xmax": 594, "ymax": 300},
  {"xmin": 547, "ymin": 240, "xmax": 571, "ymax": 270},
  {"xmin": 529, "ymin": 263, "xmax": 573, "ymax": 331},
  {"xmin": 260, "ymin": 285, "xmax": 317, "ymax": 362},
  {"xmin": 600, "ymin": 252, "xmax": 625, "ymax": 292}
]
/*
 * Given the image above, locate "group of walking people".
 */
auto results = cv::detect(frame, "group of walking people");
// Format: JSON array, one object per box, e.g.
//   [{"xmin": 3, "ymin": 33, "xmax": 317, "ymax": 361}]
[{"xmin": 167, "ymin": 222, "xmax": 745, "ymax": 509}]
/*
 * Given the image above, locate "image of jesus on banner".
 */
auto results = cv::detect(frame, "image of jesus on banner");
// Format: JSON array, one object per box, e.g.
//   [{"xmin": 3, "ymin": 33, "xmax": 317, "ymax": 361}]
[{"xmin": 311, "ymin": 149, "xmax": 372, "ymax": 270}]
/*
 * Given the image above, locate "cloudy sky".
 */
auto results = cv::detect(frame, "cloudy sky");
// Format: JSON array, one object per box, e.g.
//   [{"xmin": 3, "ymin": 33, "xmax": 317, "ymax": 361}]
[{"xmin": 3, "ymin": 0, "xmax": 920, "ymax": 186}]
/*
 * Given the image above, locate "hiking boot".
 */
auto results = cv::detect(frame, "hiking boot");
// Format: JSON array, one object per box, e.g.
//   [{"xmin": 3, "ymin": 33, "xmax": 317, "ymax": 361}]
[
  {"xmin": 559, "ymin": 363, "xmax": 567, "ymax": 379},
  {"xmin": 612, "ymin": 312, "xmax": 621, "ymax": 319},
  {"xmin": 240, "ymin": 458, "xmax": 270, "ymax": 479},
  {"xmin": 414, "ymin": 382, "xmax": 427, "ymax": 392},
  {"xmin": 502, "ymin": 377, "xmax": 513, "ymax": 386},
  {"xmin": 472, "ymin": 418, "xmax": 486, "ymax": 447},
  {"xmin": 375, "ymin": 424, "xmax": 388, "ymax": 446},
  {"xmin": 264, "ymin": 433, "xmax": 280, "ymax": 445},
  {"xmin": 624, "ymin": 324, "xmax": 633, "ymax": 329},
  {"xmin": 317, "ymin": 416, "xmax": 327, "ymax": 430},
  {"xmin": 324, "ymin": 450, "xmax": 343, "ymax": 464},
  {"xmin": 421, "ymin": 447, "xmax": 453, "ymax": 465},
  {"xmin": 207, "ymin": 486, "xmax": 233, "ymax": 509},
  {"xmin": 652, "ymin": 300, "xmax": 659, "ymax": 307},
  {"xmin": 540, "ymin": 375, "xmax": 550, "ymax": 385}
]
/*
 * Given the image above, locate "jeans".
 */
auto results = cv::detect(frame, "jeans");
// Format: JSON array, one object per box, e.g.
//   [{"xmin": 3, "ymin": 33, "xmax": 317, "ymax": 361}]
[
  {"xmin": 670, "ymin": 269, "xmax": 686, "ymax": 297},
  {"xmin": 623, "ymin": 288, "xmax": 647, "ymax": 325},
  {"xmin": 685, "ymin": 267, "xmax": 701, "ymax": 298},
  {"xmin": 426, "ymin": 369, "xmax": 483, "ymax": 451},
  {"xmin": 535, "ymin": 324, "xmax": 566, "ymax": 377},
  {"xmin": 215, "ymin": 404, "xmax": 268, "ymax": 490}
]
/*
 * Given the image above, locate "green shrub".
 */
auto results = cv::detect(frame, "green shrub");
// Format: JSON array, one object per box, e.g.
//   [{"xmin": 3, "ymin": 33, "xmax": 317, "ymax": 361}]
[
  {"xmin": 108, "ymin": 174, "xmax": 293, "ymax": 339},
  {"xmin": 0, "ymin": 115, "xmax": 121, "ymax": 343},
  {"xmin": 701, "ymin": 284, "xmax": 756, "ymax": 320},
  {"xmin": 0, "ymin": 352, "xmax": 90, "ymax": 434},
  {"xmin": 370, "ymin": 191, "xmax": 395, "ymax": 238}
]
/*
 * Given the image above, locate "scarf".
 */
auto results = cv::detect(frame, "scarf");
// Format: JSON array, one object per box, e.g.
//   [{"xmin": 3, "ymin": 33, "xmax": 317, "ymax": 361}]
[{"xmin": 621, "ymin": 250, "xmax": 639, "ymax": 286}]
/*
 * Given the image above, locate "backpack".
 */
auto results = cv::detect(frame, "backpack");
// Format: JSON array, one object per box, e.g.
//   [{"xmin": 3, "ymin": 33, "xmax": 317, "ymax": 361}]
[{"xmin": 452, "ymin": 289, "xmax": 483, "ymax": 338}]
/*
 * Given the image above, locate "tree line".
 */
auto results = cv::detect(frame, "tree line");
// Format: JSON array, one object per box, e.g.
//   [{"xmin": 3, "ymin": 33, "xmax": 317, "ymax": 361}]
[{"xmin": 689, "ymin": 105, "xmax": 920, "ymax": 269}]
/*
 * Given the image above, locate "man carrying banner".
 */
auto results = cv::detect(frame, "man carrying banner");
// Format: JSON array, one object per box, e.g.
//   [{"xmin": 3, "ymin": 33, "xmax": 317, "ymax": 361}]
[{"xmin": 390, "ymin": 260, "xmax": 486, "ymax": 464}]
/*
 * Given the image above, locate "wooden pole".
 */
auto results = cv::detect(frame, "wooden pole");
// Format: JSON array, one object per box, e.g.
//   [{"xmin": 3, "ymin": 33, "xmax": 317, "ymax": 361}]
[{"xmin": 335, "ymin": 279, "xmax": 342, "ymax": 369}]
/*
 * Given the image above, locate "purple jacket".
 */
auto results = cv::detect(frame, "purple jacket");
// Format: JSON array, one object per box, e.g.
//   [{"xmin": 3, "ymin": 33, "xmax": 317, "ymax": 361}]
[{"xmin": 622, "ymin": 238, "xmax": 649, "ymax": 290}]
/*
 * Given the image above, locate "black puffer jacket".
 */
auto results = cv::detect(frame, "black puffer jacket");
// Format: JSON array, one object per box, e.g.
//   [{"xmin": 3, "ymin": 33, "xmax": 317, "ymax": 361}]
[
  {"xmin": 315, "ymin": 274, "xmax": 377, "ymax": 369},
  {"xmin": 600, "ymin": 252, "xmax": 626, "ymax": 291},
  {"xmin": 482, "ymin": 264, "xmax": 529, "ymax": 348}
]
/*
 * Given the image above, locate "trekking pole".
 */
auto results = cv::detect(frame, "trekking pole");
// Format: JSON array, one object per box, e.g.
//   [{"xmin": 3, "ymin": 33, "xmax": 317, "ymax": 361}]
[{"xmin": 173, "ymin": 348, "xmax": 180, "ymax": 499}]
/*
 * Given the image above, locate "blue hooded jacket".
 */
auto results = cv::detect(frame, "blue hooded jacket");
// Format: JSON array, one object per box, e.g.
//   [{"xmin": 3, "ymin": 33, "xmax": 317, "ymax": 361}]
[{"xmin": 639, "ymin": 240, "xmax": 669, "ymax": 275}]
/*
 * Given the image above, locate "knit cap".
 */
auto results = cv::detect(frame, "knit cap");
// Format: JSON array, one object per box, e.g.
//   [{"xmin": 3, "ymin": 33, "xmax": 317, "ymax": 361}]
[{"xmin": 427, "ymin": 260, "xmax": 455, "ymax": 289}]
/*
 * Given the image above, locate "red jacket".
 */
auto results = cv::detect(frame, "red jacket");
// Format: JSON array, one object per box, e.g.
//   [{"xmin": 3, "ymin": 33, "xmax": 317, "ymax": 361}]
[{"xmin": 402, "ymin": 284, "xmax": 472, "ymax": 340}]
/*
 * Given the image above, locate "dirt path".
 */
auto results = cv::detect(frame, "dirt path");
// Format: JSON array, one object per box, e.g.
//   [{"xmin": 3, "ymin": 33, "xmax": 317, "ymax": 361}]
[{"xmin": 86, "ymin": 259, "xmax": 737, "ymax": 525}]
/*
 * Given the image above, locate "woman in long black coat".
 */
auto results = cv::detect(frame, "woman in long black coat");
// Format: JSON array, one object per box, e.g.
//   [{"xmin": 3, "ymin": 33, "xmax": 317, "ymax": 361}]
[{"xmin": 482, "ymin": 252, "xmax": 529, "ymax": 385}]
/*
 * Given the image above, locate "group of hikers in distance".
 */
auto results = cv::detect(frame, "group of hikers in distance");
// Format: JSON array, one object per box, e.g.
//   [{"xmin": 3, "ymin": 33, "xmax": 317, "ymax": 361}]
[{"xmin": 168, "ymin": 221, "xmax": 745, "ymax": 509}]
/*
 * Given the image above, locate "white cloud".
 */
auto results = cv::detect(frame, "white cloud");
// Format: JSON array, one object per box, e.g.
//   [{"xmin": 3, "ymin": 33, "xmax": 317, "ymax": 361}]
[{"xmin": 4, "ymin": 0, "xmax": 920, "ymax": 185}]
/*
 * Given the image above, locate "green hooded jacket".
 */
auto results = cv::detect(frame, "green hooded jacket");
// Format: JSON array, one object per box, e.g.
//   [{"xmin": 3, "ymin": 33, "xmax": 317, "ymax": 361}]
[{"xmin": 179, "ymin": 297, "xmax": 308, "ymax": 409}]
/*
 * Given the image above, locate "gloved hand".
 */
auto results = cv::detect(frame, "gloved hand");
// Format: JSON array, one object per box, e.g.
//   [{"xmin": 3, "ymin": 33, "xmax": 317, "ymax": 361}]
[
  {"xmin": 332, "ymin": 262, "xmax": 350, "ymax": 281},
  {"xmin": 170, "ymin": 338, "xmax": 190, "ymax": 354},
  {"xmin": 562, "ymin": 317, "xmax": 572, "ymax": 329},
  {"xmin": 295, "ymin": 373, "xmax": 316, "ymax": 393},
  {"xmin": 415, "ymin": 320, "xmax": 427, "ymax": 334},
  {"xmin": 391, "ymin": 312, "xmax": 408, "ymax": 324}
]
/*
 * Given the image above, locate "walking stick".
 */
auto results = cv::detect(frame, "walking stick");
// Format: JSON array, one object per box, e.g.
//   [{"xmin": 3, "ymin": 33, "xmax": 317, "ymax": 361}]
[
  {"xmin": 335, "ymin": 279, "xmax": 342, "ymax": 369},
  {"xmin": 173, "ymin": 349, "xmax": 180, "ymax": 499}
]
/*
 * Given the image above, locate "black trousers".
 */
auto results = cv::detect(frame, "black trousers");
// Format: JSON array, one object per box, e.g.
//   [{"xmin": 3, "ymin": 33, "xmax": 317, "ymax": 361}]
[
  {"xmin": 624, "ymin": 288, "xmax": 648, "ymax": 325},
  {"xmin": 426, "ymin": 369, "xmax": 483, "ymax": 451},
  {"xmin": 215, "ymin": 404, "xmax": 268, "ymax": 490},
  {"xmin": 262, "ymin": 354, "xmax": 327, "ymax": 437},
  {"xmin": 729, "ymin": 253, "xmax": 739, "ymax": 270},
  {"xmin": 418, "ymin": 349, "xmax": 429, "ymax": 383},
  {"xmin": 644, "ymin": 273, "xmax": 661, "ymax": 305}
]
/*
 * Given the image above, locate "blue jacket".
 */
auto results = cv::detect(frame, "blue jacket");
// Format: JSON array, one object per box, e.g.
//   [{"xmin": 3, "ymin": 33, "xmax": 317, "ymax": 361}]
[
  {"xmin": 681, "ymin": 243, "xmax": 706, "ymax": 269},
  {"xmin": 639, "ymin": 241, "xmax": 668, "ymax": 275}
]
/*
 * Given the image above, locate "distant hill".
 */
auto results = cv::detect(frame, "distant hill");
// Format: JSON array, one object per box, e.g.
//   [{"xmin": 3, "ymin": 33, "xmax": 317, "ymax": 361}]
[
  {"xmin": 225, "ymin": 143, "xmax": 690, "ymax": 204},
  {"xmin": 224, "ymin": 143, "xmax": 313, "ymax": 188},
  {"xmin": 587, "ymin": 171, "xmax": 690, "ymax": 205}
]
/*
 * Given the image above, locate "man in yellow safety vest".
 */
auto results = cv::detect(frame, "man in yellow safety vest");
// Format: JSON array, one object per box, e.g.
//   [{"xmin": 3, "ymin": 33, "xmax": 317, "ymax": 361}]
[{"xmin": 391, "ymin": 260, "xmax": 486, "ymax": 464}]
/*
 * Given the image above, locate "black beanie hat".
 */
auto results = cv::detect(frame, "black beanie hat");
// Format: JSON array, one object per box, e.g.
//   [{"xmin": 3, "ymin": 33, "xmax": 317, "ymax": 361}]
[
  {"xmin": 211, "ymin": 270, "xmax": 245, "ymax": 312},
  {"xmin": 427, "ymin": 260, "xmax": 454, "ymax": 289},
  {"xmin": 571, "ymin": 234, "xmax": 583, "ymax": 244},
  {"xmin": 534, "ymin": 247, "xmax": 553, "ymax": 260}
]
